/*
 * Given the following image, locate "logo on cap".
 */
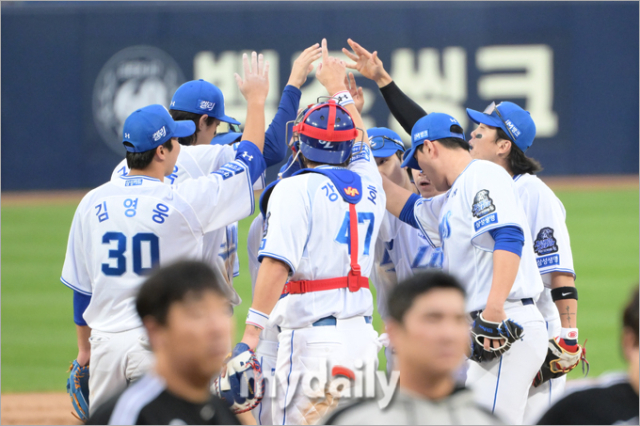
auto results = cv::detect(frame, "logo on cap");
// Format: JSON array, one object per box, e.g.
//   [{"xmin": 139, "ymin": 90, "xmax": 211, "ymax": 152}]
[
  {"xmin": 199, "ymin": 100, "xmax": 216, "ymax": 111},
  {"xmin": 414, "ymin": 130, "xmax": 429, "ymax": 141},
  {"xmin": 152, "ymin": 126, "xmax": 167, "ymax": 142},
  {"xmin": 504, "ymin": 119, "xmax": 522, "ymax": 138}
]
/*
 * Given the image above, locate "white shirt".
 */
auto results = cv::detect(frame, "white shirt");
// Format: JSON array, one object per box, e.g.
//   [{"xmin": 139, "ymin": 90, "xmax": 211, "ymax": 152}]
[
  {"xmin": 62, "ymin": 158, "xmax": 254, "ymax": 332},
  {"xmin": 412, "ymin": 160, "xmax": 543, "ymax": 312},
  {"xmin": 111, "ymin": 144, "xmax": 263, "ymax": 306},
  {"xmin": 514, "ymin": 173, "xmax": 576, "ymax": 333},
  {"xmin": 372, "ymin": 211, "xmax": 444, "ymax": 318},
  {"xmin": 259, "ymin": 143, "xmax": 386, "ymax": 329}
]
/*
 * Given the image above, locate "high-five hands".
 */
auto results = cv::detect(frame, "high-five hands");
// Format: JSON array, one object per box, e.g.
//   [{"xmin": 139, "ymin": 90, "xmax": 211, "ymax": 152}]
[
  {"xmin": 342, "ymin": 38, "xmax": 392, "ymax": 88},
  {"xmin": 315, "ymin": 38, "xmax": 349, "ymax": 96},
  {"xmin": 288, "ymin": 43, "xmax": 323, "ymax": 89},
  {"xmin": 235, "ymin": 51, "xmax": 270, "ymax": 103}
]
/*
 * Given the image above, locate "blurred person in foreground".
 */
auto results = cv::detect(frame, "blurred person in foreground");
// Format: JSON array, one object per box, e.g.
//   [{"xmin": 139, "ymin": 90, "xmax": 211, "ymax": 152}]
[
  {"xmin": 86, "ymin": 261, "xmax": 240, "ymax": 425},
  {"xmin": 324, "ymin": 272, "xmax": 501, "ymax": 425},
  {"xmin": 537, "ymin": 285, "xmax": 639, "ymax": 425}
]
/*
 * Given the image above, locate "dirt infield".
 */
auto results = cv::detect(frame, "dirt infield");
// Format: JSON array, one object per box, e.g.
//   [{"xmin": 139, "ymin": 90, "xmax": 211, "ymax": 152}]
[
  {"xmin": 1, "ymin": 175, "xmax": 637, "ymax": 206},
  {"xmin": 1, "ymin": 393, "xmax": 81, "ymax": 425}
]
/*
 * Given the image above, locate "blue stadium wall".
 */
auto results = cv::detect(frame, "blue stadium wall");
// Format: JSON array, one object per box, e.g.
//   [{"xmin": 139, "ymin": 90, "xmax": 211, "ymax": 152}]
[{"xmin": 2, "ymin": 1, "xmax": 638, "ymax": 191}]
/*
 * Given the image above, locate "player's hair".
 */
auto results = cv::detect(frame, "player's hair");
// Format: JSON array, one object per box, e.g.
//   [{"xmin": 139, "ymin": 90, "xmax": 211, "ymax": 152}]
[
  {"xmin": 169, "ymin": 110, "xmax": 218, "ymax": 146},
  {"xmin": 124, "ymin": 139, "xmax": 174, "ymax": 170},
  {"xmin": 416, "ymin": 125, "xmax": 470, "ymax": 152},
  {"xmin": 136, "ymin": 260, "xmax": 228, "ymax": 326},
  {"xmin": 496, "ymin": 128, "xmax": 543, "ymax": 175},
  {"xmin": 387, "ymin": 271, "xmax": 466, "ymax": 325},
  {"xmin": 299, "ymin": 151, "xmax": 352, "ymax": 169},
  {"xmin": 622, "ymin": 285, "xmax": 639, "ymax": 347}
]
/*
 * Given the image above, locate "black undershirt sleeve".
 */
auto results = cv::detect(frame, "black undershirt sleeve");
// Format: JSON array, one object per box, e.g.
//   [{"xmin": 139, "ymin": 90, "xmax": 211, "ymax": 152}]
[{"xmin": 379, "ymin": 81, "xmax": 428, "ymax": 136}]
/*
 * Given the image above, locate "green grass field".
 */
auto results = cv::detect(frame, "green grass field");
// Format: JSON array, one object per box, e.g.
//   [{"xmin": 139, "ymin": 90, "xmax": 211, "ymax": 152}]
[{"xmin": 2, "ymin": 188, "xmax": 638, "ymax": 392}]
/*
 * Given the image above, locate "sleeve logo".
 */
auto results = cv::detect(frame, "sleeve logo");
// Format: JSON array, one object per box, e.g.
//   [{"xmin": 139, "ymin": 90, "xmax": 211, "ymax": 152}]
[
  {"xmin": 534, "ymin": 227, "xmax": 559, "ymax": 255},
  {"xmin": 472, "ymin": 189, "xmax": 496, "ymax": 218}
]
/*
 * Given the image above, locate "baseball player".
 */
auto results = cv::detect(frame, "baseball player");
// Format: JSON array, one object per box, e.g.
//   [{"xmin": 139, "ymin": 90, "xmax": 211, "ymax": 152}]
[
  {"xmin": 231, "ymin": 39, "xmax": 385, "ymax": 425},
  {"xmin": 110, "ymin": 45, "xmax": 322, "ymax": 307},
  {"xmin": 61, "ymin": 53, "xmax": 269, "ymax": 415},
  {"xmin": 86, "ymin": 261, "xmax": 240, "ymax": 425},
  {"xmin": 465, "ymin": 102, "xmax": 585, "ymax": 423},
  {"xmin": 246, "ymin": 155, "xmax": 302, "ymax": 425},
  {"xmin": 367, "ymin": 127, "xmax": 444, "ymax": 372}
]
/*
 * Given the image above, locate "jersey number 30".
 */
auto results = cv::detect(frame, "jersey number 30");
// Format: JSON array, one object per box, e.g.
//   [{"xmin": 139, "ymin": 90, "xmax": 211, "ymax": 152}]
[
  {"xmin": 102, "ymin": 232, "xmax": 159, "ymax": 276},
  {"xmin": 335, "ymin": 212, "xmax": 375, "ymax": 255}
]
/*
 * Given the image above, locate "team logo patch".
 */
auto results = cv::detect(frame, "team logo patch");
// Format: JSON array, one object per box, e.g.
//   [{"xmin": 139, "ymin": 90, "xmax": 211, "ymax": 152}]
[
  {"xmin": 504, "ymin": 119, "xmax": 522, "ymax": 138},
  {"xmin": 92, "ymin": 45, "xmax": 185, "ymax": 154},
  {"xmin": 152, "ymin": 126, "xmax": 166, "ymax": 141},
  {"xmin": 534, "ymin": 227, "xmax": 559, "ymax": 255},
  {"xmin": 199, "ymin": 100, "xmax": 215, "ymax": 111},
  {"xmin": 472, "ymin": 189, "xmax": 496, "ymax": 218},
  {"xmin": 413, "ymin": 130, "xmax": 429, "ymax": 142},
  {"xmin": 536, "ymin": 254, "xmax": 559, "ymax": 269},
  {"xmin": 345, "ymin": 187, "xmax": 359, "ymax": 196}
]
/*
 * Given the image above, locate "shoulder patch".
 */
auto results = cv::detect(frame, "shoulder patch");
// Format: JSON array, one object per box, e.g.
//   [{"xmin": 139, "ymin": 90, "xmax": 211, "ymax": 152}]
[
  {"xmin": 534, "ymin": 227, "xmax": 559, "ymax": 255},
  {"xmin": 472, "ymin": 189, "xmax": 496, "ymax": 218}
]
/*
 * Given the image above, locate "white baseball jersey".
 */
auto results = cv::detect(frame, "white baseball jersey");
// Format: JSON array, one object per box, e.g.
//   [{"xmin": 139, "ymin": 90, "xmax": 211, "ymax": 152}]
[
  {"xmin": 411, "ymin": 160, "xmax": 543, "ymax": 312},
  {"xmin": 62, "ymin": 158, "xmax": 255, "ymax": 332},
  {"xmin": 514, "ymin": 173, "xmax": 576, "ymax": 336},
  {"xmin": 372, "ymin": 211, "xmax": 444, "ymax": 319},
  {"xmin": 247, "ymin": 214, "xmax": 264, "ymax": 292},
  {"xmin": 111, "ymin": 144, "xmax": 262, "ymax": 306},
  {"xmin": 259, "ymin": 143, "xmax": 386, "ymax": 329}
]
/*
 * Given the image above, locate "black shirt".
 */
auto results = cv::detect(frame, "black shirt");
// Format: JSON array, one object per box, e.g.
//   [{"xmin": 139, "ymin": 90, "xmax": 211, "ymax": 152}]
[
  {"xmin": 538, "ymin": 373, "xmax": 639, "ymax": 425},
  {"xmin": 378, "ymin": 81, "xmax": 428, "ymax": 135},
  {"xmin": 87, "ymin": 373, "xmax": 240, "ymax": 425}
]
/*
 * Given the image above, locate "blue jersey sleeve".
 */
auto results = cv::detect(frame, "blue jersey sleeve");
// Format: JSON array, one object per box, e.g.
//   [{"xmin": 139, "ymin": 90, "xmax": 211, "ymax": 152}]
[
  {"xmin": 490, "ymin": 225, "xmax": 524, "ymax": 257},
  {"xmin": 263, "ymin": 85, "xmax": 301, "ymax": 167},
  {"xmin": 399, "ymin": 193, "xmax": 421, "ymax": 229},
  {"xmin": 235, "ymin": 140, "xmax": 267, "ymax": 184},
  {"xmin": 73, "ymin": 290, "xmax": 91, "ymax": 326}
]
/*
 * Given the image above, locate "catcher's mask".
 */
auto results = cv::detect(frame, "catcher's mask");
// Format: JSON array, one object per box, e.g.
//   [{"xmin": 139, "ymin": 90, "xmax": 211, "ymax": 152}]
[{"xmin": 285, "ymin": 97, "xmax": 363, "ymax": 165}]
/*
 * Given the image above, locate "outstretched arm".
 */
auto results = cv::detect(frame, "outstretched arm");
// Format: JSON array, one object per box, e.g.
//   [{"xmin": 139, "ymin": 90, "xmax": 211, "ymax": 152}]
[
  {"xmin": 316, "ymin": 38, "xmax": 369, "ymax": 144},
  {"xmin": 235, "ymin": 52, "xmax": 270, "ymax": 153},
  {"xmin": 262, "ymin": 44, "xmax": 323, "ymax": 166},
  {"xmin": 343, "ymin": 38, "xmax": 427, "ymax": 134}
]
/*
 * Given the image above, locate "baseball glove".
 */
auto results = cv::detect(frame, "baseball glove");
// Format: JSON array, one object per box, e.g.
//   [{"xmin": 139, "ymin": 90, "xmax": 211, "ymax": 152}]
[
  {"xmin": 212, "ymin": 343, "xmax": 265, "ymax": 414},
  {"xmin": 533, "ymin": 338, "xmax": 590, "ymax": 387},
  {"xmin": 470, "ymin": 313, "xmax": 524, "ymax": 362},
  {"xmin": 66, "ymin": 360, "xmax": 90, "ymax": 421}
]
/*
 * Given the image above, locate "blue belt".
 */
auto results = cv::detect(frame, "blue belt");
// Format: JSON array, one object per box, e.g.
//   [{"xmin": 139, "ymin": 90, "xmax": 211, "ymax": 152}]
[
  {"xmin": 312, "ymin": 315, "xmax": 373, "ymax": 327},
  {"xmin": 470, "ymin": 298, "xmax": 534, "ymax": 320}
]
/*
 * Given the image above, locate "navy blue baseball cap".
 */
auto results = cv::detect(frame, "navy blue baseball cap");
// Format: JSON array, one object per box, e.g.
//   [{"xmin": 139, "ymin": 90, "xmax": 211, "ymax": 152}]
[
  {"xmin": 466, "ymin": 101, "xmax": 536, "ymax": 152},
  {"xmin": 368, "ymin": 127, "xmax": 406, "ymax": 158},
  {"xmin": 211, "ymin": 132, "xmax": 243, "ymax": 146},
  {"xmin": 401, "ymin": 113, "xmax": 465, "ymax": 170},
  {"xmin": 170, "ymin": 79, "xmax": 240, "ymax": 125},
  {"xmin": 122, "ymin": 104, "xmax": 196, "ymax": 153}
]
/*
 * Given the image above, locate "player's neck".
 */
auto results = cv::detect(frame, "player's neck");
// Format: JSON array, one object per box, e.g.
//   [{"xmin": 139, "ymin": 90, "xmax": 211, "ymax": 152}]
[
  {"xmin": 443, "ymin": 150, "xmax": 473, "ymax": 189},
  {"xmin": 127, "ymin": 165, "xmax": 166, "ymax": 182},
  {"xmin": 398, "ymin": 363, "xmax": 456, "ymax": 401},
  {"xmin": 154, "ymin": 358, "xmax": 211, "ymax": 403}
]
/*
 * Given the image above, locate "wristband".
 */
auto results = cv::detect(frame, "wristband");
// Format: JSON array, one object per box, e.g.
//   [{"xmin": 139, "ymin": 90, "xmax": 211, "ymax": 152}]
[
  {"xmin": 333, "ymin": 90, "xmax": 354, "ymax": 106},
  {"xmin": 560, "ymin": 327, "xmax": 579, "ymax": 343},
  {"xmin": 246, "ymin": 308, "xmax": 269, "ymax": 330},
  {"xmin": 551, "ymin": 286, "xmax": 578, "ymax": 301}
]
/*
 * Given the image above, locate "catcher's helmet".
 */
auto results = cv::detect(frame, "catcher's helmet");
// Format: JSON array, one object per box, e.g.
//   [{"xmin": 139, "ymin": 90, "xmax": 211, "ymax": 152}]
[{"xmin": 292, "ymin": 100, "xmax": 359, "ymax": 165}]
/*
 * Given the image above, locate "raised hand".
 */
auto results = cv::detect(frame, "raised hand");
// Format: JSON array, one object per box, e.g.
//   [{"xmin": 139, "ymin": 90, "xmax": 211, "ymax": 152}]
[
  {"xmin": 235, "ymin": 51, "xmax": 270, "ymax": 103},
  {"xmin": 342, "ymin": 38, "xmax": 392, "ymax": 87},
  {"xmin": 287, "ymin": 43, "xmax": 323, "ymax": 89},
  {"xmin": 315, "ymin": 38, "xmax": 348, "ymax": 96},
  {"xmin": 344, "ymin": 72, "xmax": 365, "ymax": 113}
]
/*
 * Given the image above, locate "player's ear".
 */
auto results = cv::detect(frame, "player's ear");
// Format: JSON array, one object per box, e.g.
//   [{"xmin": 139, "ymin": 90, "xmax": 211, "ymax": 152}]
[
  {"xmin": 497, "ymin": 139, "xmax": 511, "ymax": 158},
  {"xmin": 198, "ymin": 114, "xmax": 209, "ymax": 131}
]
